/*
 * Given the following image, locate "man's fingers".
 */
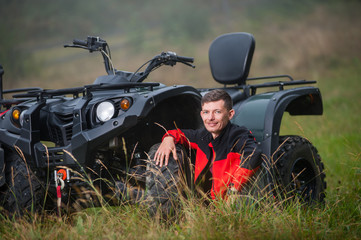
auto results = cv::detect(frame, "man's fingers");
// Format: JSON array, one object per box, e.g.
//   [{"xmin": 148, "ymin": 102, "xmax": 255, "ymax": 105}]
[
  {"xmin": 154, "ymin": 151, "xmax": 159, "ymax": 164},
  {"xmin": 164, "ymin": 154, "xmax": 169, "ymax": 167},
  {"xmin": 157, "ymin": 153, "xmax": 163, "ymax": 167},
  {"xmin": 153, "ymin": 143, "xmax": 177, "ymax": 167},
  {"xmin": 154, "ymin": 151, "xmax": 163, "ymax": 166},
  {"xmin": 172, "ymin": 148, "xmax": 178, "ymax": 160}
]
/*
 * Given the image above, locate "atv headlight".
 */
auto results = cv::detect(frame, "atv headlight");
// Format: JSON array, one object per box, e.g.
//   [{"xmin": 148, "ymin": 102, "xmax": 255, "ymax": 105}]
[
  {"xmin": 96, "ymin": 101, "xmax": 115, "ymax": 122},
  {"xmin": 11, "ymin": 107, "xmax": 22, "ymax": 128},
  {"xmin": 12, "ymin": 108, "xmax": 21, "ymax": 121}
]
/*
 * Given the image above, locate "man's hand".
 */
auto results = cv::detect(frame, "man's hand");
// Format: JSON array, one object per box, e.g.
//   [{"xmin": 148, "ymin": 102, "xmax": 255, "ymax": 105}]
[{"xmin": 154, "ymin": 136, "xmax": 178, "ymax": 167}]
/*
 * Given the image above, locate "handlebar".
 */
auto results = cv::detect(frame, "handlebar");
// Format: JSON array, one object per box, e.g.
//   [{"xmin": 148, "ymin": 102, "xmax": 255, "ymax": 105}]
[
  {"xmin": 130, "ymin": 51, "xmax": 195, "ymax": 82},
  {"xmin": 177, "ymin": 55, "xmax": 194, "ymax": 63},
  {"xmin": 65, "ymin": 36, "xmax": 114, "ymax": 74},
  {"xmin": 72, "ymin": 39, "xmax": 88, "ymax": 47},
  {"xmin": 65, "ymin": 36, "xmax": 107, "ymax": 52},
  {"xmin": 156, "ymin": 51, "xmax": 195, "ymax": 68},
  {"xmin": 159, "ymin": 51, "xmax": 194, "ymax": 63},
  {"xmin": 64, "ymin": 36, "xmax": 195, "ymax": 82}
]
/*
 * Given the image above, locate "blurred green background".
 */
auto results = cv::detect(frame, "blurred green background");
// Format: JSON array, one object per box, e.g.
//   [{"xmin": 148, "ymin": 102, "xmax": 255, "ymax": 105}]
[
  {"xmin": 1, "ymin": 0, "xmax": 361, "ymax": 199},
  {"xmin": 1, "ymin": 0, "xmax": 360, "ymax": 88}
]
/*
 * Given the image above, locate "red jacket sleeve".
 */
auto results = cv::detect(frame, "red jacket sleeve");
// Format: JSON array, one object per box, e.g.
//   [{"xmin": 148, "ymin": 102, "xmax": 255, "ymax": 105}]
[
  {"xmin": 163, "ymin": 129, "xmax": 199, "ymax": 150},
  {"xmin": 162, "ymin": 129, "xmax": 187, "ymax": 144}
]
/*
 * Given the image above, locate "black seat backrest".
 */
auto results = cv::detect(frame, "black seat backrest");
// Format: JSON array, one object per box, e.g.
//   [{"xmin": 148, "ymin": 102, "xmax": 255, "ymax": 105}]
[{"xmin": 209, "ymin": 32, "xmax": 255, "ymax": 86}]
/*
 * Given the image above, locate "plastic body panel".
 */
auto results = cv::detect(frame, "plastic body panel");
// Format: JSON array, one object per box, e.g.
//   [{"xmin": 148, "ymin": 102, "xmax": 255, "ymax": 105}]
[
  {"xmin": 231, "ymin": 86, "xmax": 322, "ymax": 158},
  {"xmin": 0, "ymin": 84, "xmax": 202, "ymax": 169}
]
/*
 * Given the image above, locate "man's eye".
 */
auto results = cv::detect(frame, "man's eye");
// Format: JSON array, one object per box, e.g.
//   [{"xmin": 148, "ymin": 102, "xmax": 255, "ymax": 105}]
[
  {"xmin": 203, "ymin": 111, "xmax": 209, "ymax": 114},
  {"xmin": 216, "ymin": 110, "xmax": 221, "ymax": 114}
]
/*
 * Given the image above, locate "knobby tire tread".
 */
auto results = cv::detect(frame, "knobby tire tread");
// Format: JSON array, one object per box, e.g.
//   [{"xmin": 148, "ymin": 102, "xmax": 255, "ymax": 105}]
[
  {"xmin": 273, "ymin": 135, "xmax": 326, "ymax": 204},
  {"xmin": 0, "ymin": 152, "xmax": 44, "ymax": 217},
  {"xmin": 145, "ymin": 143, "xmax": 183, "ymax": 219}
]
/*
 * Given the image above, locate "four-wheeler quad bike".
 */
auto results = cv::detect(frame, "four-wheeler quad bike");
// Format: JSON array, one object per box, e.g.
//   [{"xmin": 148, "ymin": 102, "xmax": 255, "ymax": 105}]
[{"xmin": 0, "ymin": 32, "xmax": 326, "ymax": 217}]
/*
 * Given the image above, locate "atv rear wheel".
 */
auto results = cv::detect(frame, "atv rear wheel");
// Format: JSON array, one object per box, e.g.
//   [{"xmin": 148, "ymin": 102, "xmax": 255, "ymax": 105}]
[
  {"xmin": 273, "ymin": 136, "xmax": 326, "ymax": 204},
  {"xmin": 145, "ymin": 143, "xmax": 184, "ymax": 219},
  {"xmin": 0, "ymin": 152, "xmax": 44, "ymax": 216}
]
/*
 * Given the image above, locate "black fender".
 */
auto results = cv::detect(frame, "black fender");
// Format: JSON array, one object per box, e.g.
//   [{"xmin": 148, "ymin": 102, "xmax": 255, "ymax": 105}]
[
  {"xmin": 71, "ymin": 85, "xmax": 201, "ymax": 165},
  {"xmin": 231, "ymin": 86, "xmax": 322, "ymax": 159},
  {"xmin": 144, "ymin": 84, "xmax": 202, "ymax": 129}
]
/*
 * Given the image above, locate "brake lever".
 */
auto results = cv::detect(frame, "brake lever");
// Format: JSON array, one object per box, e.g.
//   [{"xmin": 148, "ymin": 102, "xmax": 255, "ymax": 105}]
[
  {"xmin": 63, "ymin": 44, "xmax": 89, "ymax": 50},
  {"xmin": 180, "ymin": 61, "xmax": 196, "ymax": 68}
]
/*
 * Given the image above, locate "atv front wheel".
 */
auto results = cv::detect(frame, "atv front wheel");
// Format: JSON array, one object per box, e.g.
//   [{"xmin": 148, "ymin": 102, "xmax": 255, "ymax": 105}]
[
  {"xmin": 273, "ymin": 136, "xmax": 326, "ymax": 204},
  {"xmin": 0, "ymin": 152, "xmax": 44, "ymax": 216},
  {"xmin": 145, "ymin": 143, "xmax": 185, "ymax": 218}
]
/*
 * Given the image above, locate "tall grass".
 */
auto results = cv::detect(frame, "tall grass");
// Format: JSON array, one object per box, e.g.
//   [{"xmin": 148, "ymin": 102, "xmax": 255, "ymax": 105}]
[{"xmin": 0, "ymin": 172, "xmax": 359, "ymax": 240}]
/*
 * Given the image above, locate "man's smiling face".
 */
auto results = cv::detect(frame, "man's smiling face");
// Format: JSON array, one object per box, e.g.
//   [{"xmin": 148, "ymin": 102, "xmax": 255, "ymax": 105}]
[{"xmin": 200, "ymin": 99, "xmax": 235, "ymax": 139}]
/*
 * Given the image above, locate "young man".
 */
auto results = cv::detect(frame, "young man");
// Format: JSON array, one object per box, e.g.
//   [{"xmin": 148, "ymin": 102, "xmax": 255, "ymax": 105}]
[{"xmin": 154, "ymin": 89, "xmax": 262, "ymax": 200}]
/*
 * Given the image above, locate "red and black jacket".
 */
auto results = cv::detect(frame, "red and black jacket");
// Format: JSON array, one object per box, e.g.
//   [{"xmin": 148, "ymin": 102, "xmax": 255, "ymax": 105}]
[{"xmin": 164, "ymin": 122, "xmax": 262, "ymax": 199}]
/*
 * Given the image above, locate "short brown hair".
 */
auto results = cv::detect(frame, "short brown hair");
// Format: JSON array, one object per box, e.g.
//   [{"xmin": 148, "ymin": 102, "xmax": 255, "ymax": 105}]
[{"xmin": 201, "ymin": 89, "xmax": 233, "ymax": 110}]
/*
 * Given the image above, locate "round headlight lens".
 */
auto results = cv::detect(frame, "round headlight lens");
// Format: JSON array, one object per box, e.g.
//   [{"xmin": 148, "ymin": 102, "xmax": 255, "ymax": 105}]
[{"xmin": 96, "ymin": 101, "xmax": 115, "ymax": 122}]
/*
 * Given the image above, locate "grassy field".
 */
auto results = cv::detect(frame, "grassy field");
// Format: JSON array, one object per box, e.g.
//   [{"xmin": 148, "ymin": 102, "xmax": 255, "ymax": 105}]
[{"xmin": 1, "ymin": 1, "xmax": 361, "ymax": 239}]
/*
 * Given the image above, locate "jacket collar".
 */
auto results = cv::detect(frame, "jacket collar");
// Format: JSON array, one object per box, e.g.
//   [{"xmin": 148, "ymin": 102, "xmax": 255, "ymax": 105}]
[
  {"xmin": 200, "ymin": 121, "xmax": 232, "ymax": 145},
  {"xmin": 211, "ymin": 121, "xmax": 232, "ymax": 145}
]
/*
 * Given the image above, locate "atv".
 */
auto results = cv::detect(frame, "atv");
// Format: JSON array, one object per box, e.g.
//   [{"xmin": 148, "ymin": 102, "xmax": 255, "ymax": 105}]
[{"xmin": 0, "ymin": 33, "xmax": 326, "ymax": 216}]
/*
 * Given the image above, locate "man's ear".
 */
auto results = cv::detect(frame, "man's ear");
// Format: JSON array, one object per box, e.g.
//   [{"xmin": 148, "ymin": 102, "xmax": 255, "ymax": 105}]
[
  {"xmin": 229, "ymin": 109, "xmax": 235, "ymax": 120},
  {"xmin": 200, "ymin": 110, "xmax": 205, "ymax": 120}
]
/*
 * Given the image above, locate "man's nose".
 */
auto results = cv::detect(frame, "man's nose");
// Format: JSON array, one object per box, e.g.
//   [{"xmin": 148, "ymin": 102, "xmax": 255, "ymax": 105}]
[{"xmin": 209, "ymin": 112, "xmax": 215, "ymax": 120}]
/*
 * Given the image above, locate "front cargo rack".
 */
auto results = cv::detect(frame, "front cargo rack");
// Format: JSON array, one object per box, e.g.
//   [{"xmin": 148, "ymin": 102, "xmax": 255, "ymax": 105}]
[{"xmin": 9, "ymin": 82, "xmax": 160, "ymax": 101}]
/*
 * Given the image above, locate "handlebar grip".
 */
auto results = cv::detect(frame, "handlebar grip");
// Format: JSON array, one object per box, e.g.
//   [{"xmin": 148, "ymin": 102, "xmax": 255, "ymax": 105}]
[
  {"xmin": 177, "ymin": 56, "xmax": 194, "ymax": 63},
  {"xmin": 73, "ymin": 39, "xmax": 88, "ymax": 46}
]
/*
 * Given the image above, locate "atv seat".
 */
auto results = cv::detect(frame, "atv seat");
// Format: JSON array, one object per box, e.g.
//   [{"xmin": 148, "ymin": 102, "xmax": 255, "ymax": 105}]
[
  {"xmin": 223, "ymin": 88, "xmax": 248, "ymax": 103},
  {"xmin": 209, "ymin": 32, "xmax": 255, "ymax": 103}
]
